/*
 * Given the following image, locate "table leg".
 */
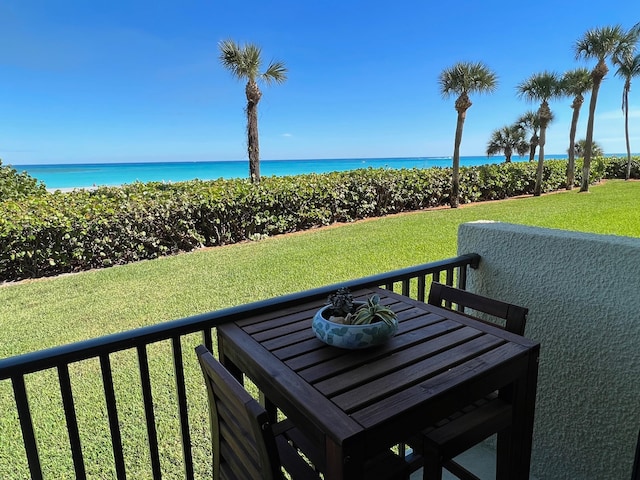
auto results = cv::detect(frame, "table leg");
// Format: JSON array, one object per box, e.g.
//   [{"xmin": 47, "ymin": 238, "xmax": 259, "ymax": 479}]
[
  {"xmin": 217, "ymin": 333, "xmax": 243, "ymax": 383},
  {"xmin": 325, "ymin": 439, "xmax": 345, "ymax": 480},
  {"xmin": 497, "ymin": 349, "xmax": 540, "ymax": 479},
  {"xmin": 260, "ymin": 392, "xmax": 278, "ymax": 423},
  {"xmin": 325, "ymin": 436, "xmax": 365, "ymax": 479}
]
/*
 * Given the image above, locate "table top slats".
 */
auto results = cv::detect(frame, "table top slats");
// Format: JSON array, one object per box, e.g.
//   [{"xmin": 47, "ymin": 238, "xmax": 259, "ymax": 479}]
[
  {"xmin": 328, "ymin": 334, "xmax": 505, "ymax": 411},
  {"xmin": 260, "ymin": 320, "xmax": 316, "ymax": 347},
  {"xmin": 351, "ymin": 342, "xmax": 529, "ymax": 428},
  {"xmin": 271, "ymin": 337, "xmax": 328, "ymax": 361},
  {"xmin": 238, "ymin": 300, "xmax": 326, "ymax": 332},
  {"xmin": 286, "ymin": 313, "xmax": 453, "ymax": 376},
  {"xmin": 300, "ymin": 322, "xmax": 476, "ymax": 387},
  {"xmin": 251, "ymin": 312, "xmax": 317, "ymax": 342}
]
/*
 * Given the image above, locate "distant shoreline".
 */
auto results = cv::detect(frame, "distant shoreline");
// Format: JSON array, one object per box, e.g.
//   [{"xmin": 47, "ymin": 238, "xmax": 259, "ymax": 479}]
[
  {"xmin": 15, "ymin": 154, "xmax": 622, "ymax": 191},
  {"xmin": 13, "ymin": 156, "xmax": 458, "ymax": 167}
]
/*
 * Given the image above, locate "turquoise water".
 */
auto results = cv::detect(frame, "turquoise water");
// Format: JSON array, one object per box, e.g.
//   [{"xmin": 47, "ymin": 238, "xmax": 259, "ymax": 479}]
[{"xmin": 13, "ymin": 155, "xmax": 570, "ymax": 190}]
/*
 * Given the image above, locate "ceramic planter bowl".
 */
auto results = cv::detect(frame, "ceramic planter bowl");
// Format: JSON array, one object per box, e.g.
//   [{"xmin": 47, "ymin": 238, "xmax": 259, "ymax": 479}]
[{"xmin": 311, "ymin": 304, "xmax": 399, "ymax": 349}]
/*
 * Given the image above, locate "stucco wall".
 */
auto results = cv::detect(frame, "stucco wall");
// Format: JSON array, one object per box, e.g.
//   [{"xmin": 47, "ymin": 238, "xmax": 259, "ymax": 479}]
[{"xmin": 457, "ymin": 221, "xmax": 640, "ymax": 480}]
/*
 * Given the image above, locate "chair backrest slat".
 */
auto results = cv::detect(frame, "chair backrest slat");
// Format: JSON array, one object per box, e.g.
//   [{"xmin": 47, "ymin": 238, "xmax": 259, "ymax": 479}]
[
  {"xmin": 217, "ymin": 402, "xmax": 261, "ymax": 475},
  {"xmin": 196, "ymin": 345, "xmax": 282, "ymax": 480},
  {"xmin": 428, "ymin": 282, "xmax": 528, "ymax": 335}
]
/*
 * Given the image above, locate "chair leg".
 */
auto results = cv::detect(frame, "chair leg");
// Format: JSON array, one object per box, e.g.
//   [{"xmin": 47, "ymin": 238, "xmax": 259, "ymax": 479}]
[
  {"xmin": 495, "ymin": 425, "xmax": 513, "ymax": 478},
  {"xmin": 422, "ymin": 442, "xmax": 443, "ymax": 480}
]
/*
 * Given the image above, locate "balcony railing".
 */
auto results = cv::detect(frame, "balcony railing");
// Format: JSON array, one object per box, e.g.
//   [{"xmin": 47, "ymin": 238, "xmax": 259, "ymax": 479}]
[{"xmin": 0, "ymin": 253, "xmax": 479, "ymax": 480}]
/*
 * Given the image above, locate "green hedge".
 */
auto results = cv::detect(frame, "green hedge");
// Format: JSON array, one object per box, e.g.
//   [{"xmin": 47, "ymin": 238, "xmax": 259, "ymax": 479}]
[
  {"xmin": 0, "ymin": 156, "xmax": 632, "ymax": 282},
  {"xmin": 0, "ymin": 159, "xmax": 47, "ymax": 201}
]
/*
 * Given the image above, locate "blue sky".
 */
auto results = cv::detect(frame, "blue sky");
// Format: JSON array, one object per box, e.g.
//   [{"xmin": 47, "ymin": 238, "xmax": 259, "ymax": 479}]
[{"xmin": 1, "ymin": 1, "xmax": 639, "ymax": 165}]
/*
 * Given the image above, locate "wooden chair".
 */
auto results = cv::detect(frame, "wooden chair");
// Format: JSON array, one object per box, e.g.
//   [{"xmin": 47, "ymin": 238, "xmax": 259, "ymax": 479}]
[
  {"xmin": 196, "ymin": 345, "xmax": 412, "ymax": 480},
  {"xmin": 196, "ymin": 345, "xmax": 319, "ymax": 479},
  {"xmin": 428, "ymin": 282, "xmax": 528, "ymax": 336},
  {"xmin": 408, "ymin": 282, "xmax": 529, "ymax": 480}
]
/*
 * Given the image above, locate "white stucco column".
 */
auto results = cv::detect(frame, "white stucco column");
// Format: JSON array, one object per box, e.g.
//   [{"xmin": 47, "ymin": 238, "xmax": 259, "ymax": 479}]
[{"xmin": 458, "ymin": 221, "xmax": 640, "ymax": 480}]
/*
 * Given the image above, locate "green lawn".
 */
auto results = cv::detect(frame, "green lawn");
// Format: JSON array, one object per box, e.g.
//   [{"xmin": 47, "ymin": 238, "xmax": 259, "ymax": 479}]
[
  {"xmin": 1, "ymin": 180, "xmax": 639, "ymax": 479},
  {"xmin": 2, "ymin": 179, "xmax": 639, "ymax": 358}
]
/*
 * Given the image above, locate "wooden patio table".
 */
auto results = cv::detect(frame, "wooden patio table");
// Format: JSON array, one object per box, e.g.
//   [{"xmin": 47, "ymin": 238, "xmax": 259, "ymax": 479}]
[{"xmin": 217, "ymin": 287, "xmax": 540, "ymax": 479}]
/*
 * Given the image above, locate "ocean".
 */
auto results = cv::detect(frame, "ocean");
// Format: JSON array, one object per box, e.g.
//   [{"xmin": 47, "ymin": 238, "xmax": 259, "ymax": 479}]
[{"xmin": 13, "ymin": 155, "xmax": 570, "ymax": 190}]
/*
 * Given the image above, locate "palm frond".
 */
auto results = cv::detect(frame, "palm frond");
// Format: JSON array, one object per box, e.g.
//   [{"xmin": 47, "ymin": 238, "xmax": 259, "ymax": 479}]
[
  {"xmin": 218, "ymin": 39, "xmax": 244, "ymax": 79},
  {"xmin": 561, "ymin": 68, "xmax": 593, "ymax": 96},
  {"xmin": 242, "ymin": 44, "xmax": 262, "ymax": 79},
  {"xmin": 517, "ymin": 71, "xmax": 562, "ymax": 102},
  {"xmin": 614, "ymin": 53, "xmax": 640, "ymax": 79},
  {"xmin": 218, "ymin": 40, "xmax": 273, "ymax": 83},
  {"xmin": 575, "ymin": 25, "xmax": 627, "ymax": 62},
  {"xmin": 614, "ymin": 53, "xmax": 640, "ymax": 111},
  {"xmin": 574, "ymin": 139, "xmax": 604, "ymax": 157},
  {"xmin": 613, "ymin": 25, "xmax": 640, "ymax": 64},
  {"xmin": 439, "ymin": 61, "xmax": 497, "ymax": 98},
  {"xmin": 486, "ymin": 124, "xmax": 527, "ymax": 158},
  {"xmin": 517, "ymin": 110, "xmax": 540, "ymax": 132},
  {"xmin": 261, "ymin": 60, "xmax": 288, "ymax": 85}
]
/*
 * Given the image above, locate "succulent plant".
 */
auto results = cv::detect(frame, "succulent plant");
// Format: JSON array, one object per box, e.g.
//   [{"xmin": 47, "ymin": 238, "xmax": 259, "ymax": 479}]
[
  {"xmin": 327, "ymin": 288, "xmax": 354, "ymax": 317},
  {"xmin": 350, "ymin": 294, "xmax": 397, "ymax": 326},
  {"xmin": 326, "ymin": 289, "xmax": 397, "ymax": 326}
]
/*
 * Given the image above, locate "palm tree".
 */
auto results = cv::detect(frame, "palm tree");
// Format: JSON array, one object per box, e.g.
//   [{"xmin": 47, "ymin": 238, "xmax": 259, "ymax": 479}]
[
  {"xmin": 516, "ymin": 111, "xmax": 541, "ymax": 161},
  {"xmin": 573, "ymin": 139, "xmax": 604, "ymax": 157},
  {"xmin": 219, "ymin": 40, "xmax": 288, "ymax": 183},
  {"xmin": 574, "ymin": 25, "xmax": 638, "ymax": 192},
  {"xmin": 486, "ymin": 124, "xmax": 528, "ymax": 163},
  {"xmin": 560, "ymin": 68, "xmax": 593, "ymax": 190},
  {"xmin": 517, "ymin": 71, "xmax": 562, "ymax": 196},
  {"xmin": 614, "ymin": 52, "xmax": 640, "ymax": 180},
  {"xmin": 439, "ymin": 62, "xmax": 498, "ymax": 208}
]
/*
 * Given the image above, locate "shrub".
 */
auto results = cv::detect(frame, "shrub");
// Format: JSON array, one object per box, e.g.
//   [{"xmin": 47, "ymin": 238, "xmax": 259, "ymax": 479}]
[
  {"xmin": 0, "ymin": 157, "xmax": 619, "ymax": 282},
  {"xmin": 600, "ymin": 156, "xmax": 640, "ymax": 179},
  {"xmin": 0, "ymin": 159, "xmax": 47, "ymax": 201}
]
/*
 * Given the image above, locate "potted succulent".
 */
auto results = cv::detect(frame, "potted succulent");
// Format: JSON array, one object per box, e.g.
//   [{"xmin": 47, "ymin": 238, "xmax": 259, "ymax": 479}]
[{"xmin": 312, "ymin": 288, "xmax": 399, "ymax": 349}]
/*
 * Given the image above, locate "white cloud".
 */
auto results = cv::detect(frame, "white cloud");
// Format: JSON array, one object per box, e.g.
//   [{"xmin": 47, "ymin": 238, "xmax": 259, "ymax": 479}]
[
  {"xmin": 597, "ymin": 108, "xmax": 640, "ymax": 121},
  {"xmin": 281, "ymin": 133, "xmax": 293, "ymax": 137}
]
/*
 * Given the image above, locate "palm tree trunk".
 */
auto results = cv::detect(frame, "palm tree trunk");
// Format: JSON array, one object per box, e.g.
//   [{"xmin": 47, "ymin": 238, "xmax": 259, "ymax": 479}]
[
  {"xmin": 567, "ymin": 100, "xmax": 581, "ymax": 190},
  {"xmin": 451, "ymin": 110, "xmax": 466, "ymax": 208},
  {"xmin": 246, "ymin": 81, "xmax": 262, "ymax": 184},
  {"xmin": 534, "ymin": 102, "xmax": 551, "ymax": 197},
  {"xmin": 624, "ymin": 91, "xmax": 632, "ymax": 180},
  {"xmin": 581, "ymin": 72, "xmax": 604, "ymax": 192},
  {"xmin": 246, "ymin": 102, "xmax": 260, "ymax": 183},
  {"xmin": 534, "ymin": 127, "xmax": 546, "ymax": 196},
  {"xmin": 505, "ymin": 147, "xmax": 512, "ymax": 163},
  {"xmin": 528, "ymin": 134, "xmax": 538, "ymax": 162}
]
